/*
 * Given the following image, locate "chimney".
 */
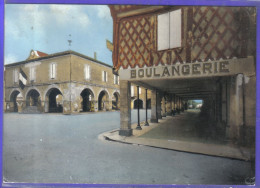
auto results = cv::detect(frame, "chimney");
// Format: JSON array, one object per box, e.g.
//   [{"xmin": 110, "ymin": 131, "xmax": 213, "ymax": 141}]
[{"xmin": 94, "ymin": 52, "xmax": 97, "ymax": 60}]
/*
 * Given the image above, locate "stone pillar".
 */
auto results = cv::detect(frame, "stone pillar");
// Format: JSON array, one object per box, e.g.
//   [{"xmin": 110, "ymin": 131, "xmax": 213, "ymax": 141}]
[
  {"xmin": 172, "ymin": 94, "xmax": 176, "ymax": 110},
  {"xmin": 62, "ymin": 100, "xmax": 71, "ymax": 114},
  {"xmin": 44, "ymin": 100, "xmax": 49, "ymax": 113},
  {"xmin": 228, "ymin": 74, "xmax": 243, "ymax": 141},
  {"xmin": 72, "ymin": 102, "xmax": 80, "ymax": 113},
  {"xmin": 161, "ymin": 97, "xmax": 166, "ymax": 117},
  {"xmin": 119, "ymin": 81, "xmax": 132, "ymax": 136},
  {"xmin": 150, "ymin": 90, "xmax": 158, "ymax": 123},
  {"xmin": 16, "ymin": 98, "xmax": 24, "ymax": 113},
  {"xmin": 40, "ymin": 101, "xmax": 45, "ymax": 113},
  {"xmin": 157, "ymin": 93, "xmax": 162, "ymax": 119},
  {"xmin": 93, "ymin": 100, "xmax": 98, "ymax": 112},
  {"xmin": 243, "ymin": 75, "xmax": 256, "ymax": 145},
  {"xmin": 108, "ymin": 100, "xmax": 113, "ymax": 111},
  {"xmin": 166, "ymin": 95, "xmax": 172, "ymax": 116}
]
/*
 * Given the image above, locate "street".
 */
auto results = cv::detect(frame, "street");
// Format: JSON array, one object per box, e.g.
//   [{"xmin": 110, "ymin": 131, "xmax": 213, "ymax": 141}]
[{"xmin": 3, "ymin": 110, "xmax": 253, "ymax": 185}]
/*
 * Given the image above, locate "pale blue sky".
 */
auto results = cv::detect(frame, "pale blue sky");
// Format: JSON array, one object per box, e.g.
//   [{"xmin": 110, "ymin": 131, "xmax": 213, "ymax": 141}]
[{"xmin": 4, "ymin": 4, "xmax": 113, "ymax": 65}]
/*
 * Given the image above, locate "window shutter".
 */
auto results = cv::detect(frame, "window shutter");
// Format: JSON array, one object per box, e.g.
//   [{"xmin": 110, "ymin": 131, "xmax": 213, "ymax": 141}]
[
  {"xmin": 170, "ymin": 9, "xmax": 182, "ymax": 48},
  {"xmin": 30, "ymin": 67, "xmax": 35, "ymax": 81},
  {"xmin": 85, "ymin": 65, "xmax": 90, "ymax": 80},
  {"xmin": 13, "ymin": 69, "xmax": 18, "ymax": 83},
  {"xmin": 88, "ymin": 66, "xmax": 90, "ymax": 79},
  {"xmin": 49, "ymin": 64, "xmax": 52, "ymax": 79},
  {"xmin": 158, "ymin": 12, "xmax": 170, "ymax": 51},
  {"xmin": 53, "ymin": 64, "xmax": 56, "ymax": 79},
  {"xmin": 131, "ymin": 86, "xmax": 134, "ymax": 97},
  {"xmin": 33, "ymin": 67, "xmax": 36, "ymax": 81},
  {"xmin": 102, "ymin": 71, "xmax": 104, "ymax": 81}
]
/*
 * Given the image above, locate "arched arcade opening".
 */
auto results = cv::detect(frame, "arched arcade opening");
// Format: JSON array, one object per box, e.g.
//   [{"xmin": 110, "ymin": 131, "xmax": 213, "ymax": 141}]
[
  {"xmin": 80, "ymin": 88, "xmax": 94, "ymax": 112},
  {"xmin": 98, "ymin": 90, "xmax": 109, "ymax": 111},
  {"xmin": 9, "ymin": 90, "xmax": 21, "ymax": 112},
  {"xmin": 112, "ymin": 92, "xmax": 120, "ymax": 110},
  {"xmin": 46, "ymin": 88, "xmax": 63, "ymax": 113},
  {"xmin": 26, "ymin": 89, "xmax": 41, "ymax": 107}
]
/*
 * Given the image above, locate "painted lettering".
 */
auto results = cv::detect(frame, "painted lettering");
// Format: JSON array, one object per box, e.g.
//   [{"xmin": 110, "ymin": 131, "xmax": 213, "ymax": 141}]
[
  {"xmin": 129, "ymin": 60, "xmax": 231, "ymax": 79},
  {"xmin": 162, "ymin": 67, "xmax": 170, "ymax": 77},
  {"xmin": 192, "ymin": 64, "xmax": 200, "ymax": 75},
  {"xmin": 182, "ymin": 65, "xmax": 190, "ymax": 75},
  {"xmin": 131, "ymin": 70, "xmax": 136, "ymax": 78},
  {"xmin": 203, "ymin": 63, "xmax": 212, "ymax": 74},
  {"xmin": 138, "ymin": 69, "xmax": 144, "ymax": 78},
  {"xmin": 172, "ymin": 66, "xmax": 180, "ymax": 76},
  {"xmin": 146, "ymin": 68, "xmax": 152, "ymax": 77},
  {"xmin": 219, "ymin": 61, "xmax": 229, "ymax": 73},
  {"xmin": 154, "ymin": 68, "xmax": 160, "ymax": 77}
]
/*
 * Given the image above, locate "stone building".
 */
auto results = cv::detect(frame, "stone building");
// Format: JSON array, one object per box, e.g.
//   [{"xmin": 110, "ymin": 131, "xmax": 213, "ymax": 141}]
[
  {"xmin": 130, "ymin": 84, "xmax": 151, "ymax": 109},
  {"xmin": 4, "ymin": 50, "xmax": 120, "ymax": 114},
  {"xmin": 109, "ymin": 5, "xmax": 256, "ymax": 146}
]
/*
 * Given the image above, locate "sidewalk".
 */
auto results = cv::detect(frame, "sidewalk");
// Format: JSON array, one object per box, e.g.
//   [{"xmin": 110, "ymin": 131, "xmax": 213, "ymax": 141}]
[{"xmin": 100, "ymin": 112, "xmax": 254, "ymax": 161}]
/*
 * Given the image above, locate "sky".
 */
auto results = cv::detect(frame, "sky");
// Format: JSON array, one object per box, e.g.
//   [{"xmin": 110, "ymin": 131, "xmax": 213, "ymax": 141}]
[{"xmin": 4, "ymin": 4, "xmax": 113, "ymax": 65}]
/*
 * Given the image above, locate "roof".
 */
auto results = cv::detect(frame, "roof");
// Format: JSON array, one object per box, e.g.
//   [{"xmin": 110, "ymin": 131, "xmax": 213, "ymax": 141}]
[
  {"xmin": 5, "ymin": 50, "xmax": 113, "ymax": 68},
  {"xmin": 27, "ymin": 50, "xmax": 48, "ymax": 60}
]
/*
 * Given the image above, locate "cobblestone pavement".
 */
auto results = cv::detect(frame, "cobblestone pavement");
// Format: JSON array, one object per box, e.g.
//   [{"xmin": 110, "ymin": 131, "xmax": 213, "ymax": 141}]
[{"xmin": 3, "ymin": 110, "xmax": 253, "ymax": 185}]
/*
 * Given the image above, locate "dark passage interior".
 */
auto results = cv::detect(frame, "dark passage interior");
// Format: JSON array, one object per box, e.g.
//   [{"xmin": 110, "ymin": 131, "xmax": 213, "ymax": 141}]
[{"xmin": 48, "ymin": 88, "xmax": 63, "ymax": 113}]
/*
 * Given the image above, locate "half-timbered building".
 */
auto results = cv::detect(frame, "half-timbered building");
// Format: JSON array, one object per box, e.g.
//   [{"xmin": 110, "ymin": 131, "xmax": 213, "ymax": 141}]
[{"xmin": 109, "ymin": 5, "xmax": 256, "ymax": 146}]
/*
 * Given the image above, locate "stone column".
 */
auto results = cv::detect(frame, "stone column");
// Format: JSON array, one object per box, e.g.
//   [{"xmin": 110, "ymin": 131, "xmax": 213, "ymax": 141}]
[
  {"xmin": 44, "ymin": 100, "xmax": 49, "ymax": 113},
  {"xmin": 62, "ymin": 101, "xmax": 71, "ymax": 114},
  {"xmin": 228, "ymin": 74, "xmax": 243, "ymax": 141},
  {"xmin": 93, "ymin": 100, "xmax": 98, "ymax": 112},
  {"xmin": 157, "ymin": 93, "xmax": 162, "ymax": 119},
  {"xmin": 16, "ymin": 98, "xmax": 24, "ymax": 113},
  {"xmin": 150, "ymin": 90, "xmax": 158, "ymax": 123},
  {"xmin": 108, "ymin": 100, "xmax": 113, "ymax": 111},
  {"xmin": 40, "ymin": 101, "xmax": 45, "ymax": 113},
  {"xmin": 166, "ymin": 96, "xmax": 172, "ymax": 116},
  {"xmin": 119, "ymin": 81, "xmax": 132, "ymax": 136},
  {"xmin": 161, "ymin": 97, "xmax": 166, "ymax": 117}
]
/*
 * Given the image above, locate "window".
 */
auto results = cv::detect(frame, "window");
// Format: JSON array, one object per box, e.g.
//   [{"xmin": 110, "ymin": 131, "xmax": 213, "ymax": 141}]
[
  {"xmin": 102, "ymin": 71, "xmax": 107, "ymax": 82},
  {"xmin": 114, "ymin": 75, "xmax": 119, "ymax": 85},
  {"xmin": 139, "ymin": 87, "xmax": 141, "ymax": 94},
  {"xmin": 30, "ymin": 67, "xmax": 36, "ymax": 81},
  {"xmin": 157, "ymin": 9, "xmax": 182, "ymax": 51},
  {"xmin": 13, "ymin": 69, "xmax": 18, "ymax": 83},
  {"xmin": 84, "ymin": 65, "xmax": 90, "ymax": 80},
  {"xmin": 50, "ymin": 63, "xmax": 56, "ymax": 79},
  {"xmin": 131, "ymin": 86, "xmax": 134, "ymax": 97}
]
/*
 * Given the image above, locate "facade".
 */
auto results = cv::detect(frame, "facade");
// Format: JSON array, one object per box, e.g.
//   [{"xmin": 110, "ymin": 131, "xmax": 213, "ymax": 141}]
[
  {"xmin": 109, "ymin": 6, "xmax": 256, "ymax": 146},
  {"xmin": 4, "ymin": 50, "xmax": 120, "ymax": 114}
]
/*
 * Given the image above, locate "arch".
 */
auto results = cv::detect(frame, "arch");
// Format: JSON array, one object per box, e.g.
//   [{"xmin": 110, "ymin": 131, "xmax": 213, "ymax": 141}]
[
  {"xmin": 45, "ymin": 88, "xmax": 63, "ymax": 113},
  {"xmin": 25, "ymin": 87, "xmax": 42, "ymax": 100},
  {"xmin": 112, "ymin": 91, "xmax": 120, "ymax": 110},
  {"xmin": 80, "ymin": 88, "xmax": 95, "ymax": 112},
  {"xmin": 26, "ymin": 89, "xmax": 41, "ymax": 107},
  {"xmin": 98, "ymin": 90, "xmax": 109, "ymax": 111},
  {"xmin": 9, "ymin": 88, "xmax": 23, "ymax": 101},
  {"xmin": 43, "ymin": 85, "xmax": 61, "ymax": 101},
  {"xmin": 97, "ymin": 88, "xmax": 110, "ymax": 101},
  {"xmin": 9, "ymin": 90, "xmax": 22, "ymax": 112},
  {"xmin": 134, "ymin": 99, "xmax": 143, "ymax": 109}
]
